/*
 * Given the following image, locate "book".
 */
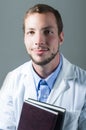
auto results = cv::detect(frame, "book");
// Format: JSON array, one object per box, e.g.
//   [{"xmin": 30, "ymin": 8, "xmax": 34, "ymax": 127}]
[{"xmin": 18, "ymin": 98, "xmax": 66, "ymax": 130}]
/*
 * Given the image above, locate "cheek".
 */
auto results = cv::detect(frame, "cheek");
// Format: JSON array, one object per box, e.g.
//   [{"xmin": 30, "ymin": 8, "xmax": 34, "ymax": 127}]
[
  {"xmin": 48, "ymin": 35, "xmax": 58, "ymax": 43},
  {"xmin": 24, "ymin": 41, "xmax": 31, "ymax": 53},
  {"xmin": 24, "ymin": 37, "xmax": 32, "ymax": 50},
  {"xmin": 48, "ymin": 37, "xmax": 59, "ymax": 48}
]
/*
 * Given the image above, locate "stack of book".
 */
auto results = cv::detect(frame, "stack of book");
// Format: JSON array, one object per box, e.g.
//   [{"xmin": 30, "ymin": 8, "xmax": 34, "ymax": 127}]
[{"xmin": 18, "ymin": 98, "xmax": 66, "ymax": 130}]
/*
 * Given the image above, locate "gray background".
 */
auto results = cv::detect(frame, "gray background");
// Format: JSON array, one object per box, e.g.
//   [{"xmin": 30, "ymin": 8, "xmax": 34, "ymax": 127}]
[{"xmin": 0, "ymin": 0, "xmax": 86, "ymax": 88}]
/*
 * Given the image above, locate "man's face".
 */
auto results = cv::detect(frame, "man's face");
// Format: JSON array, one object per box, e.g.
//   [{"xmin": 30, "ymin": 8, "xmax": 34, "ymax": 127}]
[{"xmin": 24, "ymin": 12, "xmax": 64, "ymax": 65}]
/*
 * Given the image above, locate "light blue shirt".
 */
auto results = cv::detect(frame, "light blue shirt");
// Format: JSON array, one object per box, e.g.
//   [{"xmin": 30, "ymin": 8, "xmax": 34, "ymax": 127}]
[{"xmin": 31, "ymin": 55, "xmax": 63, "ymax": 101}]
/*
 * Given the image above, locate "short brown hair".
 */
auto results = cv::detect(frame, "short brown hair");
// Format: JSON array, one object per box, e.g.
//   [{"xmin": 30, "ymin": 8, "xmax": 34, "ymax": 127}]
[{"xmin": 23, "ymin": 4, "xmax": 63, "ymax": 35}]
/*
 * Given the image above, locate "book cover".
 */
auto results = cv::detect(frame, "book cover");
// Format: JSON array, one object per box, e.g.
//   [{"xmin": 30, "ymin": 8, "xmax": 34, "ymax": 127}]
[{"xmin": 18, "ymin": 98, "xmax": 66, "ymax": 130}]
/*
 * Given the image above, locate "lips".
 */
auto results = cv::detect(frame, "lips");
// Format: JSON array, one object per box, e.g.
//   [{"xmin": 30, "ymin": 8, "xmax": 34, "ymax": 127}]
[{"xmin": 32, "ymin": 46, "xmax": 49, "ymax": 55}]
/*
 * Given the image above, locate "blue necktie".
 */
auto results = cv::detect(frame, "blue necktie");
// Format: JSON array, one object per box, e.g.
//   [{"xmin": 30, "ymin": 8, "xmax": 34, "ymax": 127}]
[{"xmin": 38, "ymin": 80, "xmax": 50, "ymax": 102}]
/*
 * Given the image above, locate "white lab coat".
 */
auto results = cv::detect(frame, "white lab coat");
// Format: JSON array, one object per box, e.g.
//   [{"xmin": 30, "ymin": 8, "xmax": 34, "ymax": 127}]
[{"xmin": 0, "ymin": 55, "xmax": 86, "ymax": 130}]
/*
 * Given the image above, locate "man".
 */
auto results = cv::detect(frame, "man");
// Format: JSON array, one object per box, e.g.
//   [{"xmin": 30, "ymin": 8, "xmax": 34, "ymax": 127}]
[{"xmin": 0, "ymin": 4, "xmax": 86, "ymax": 130}]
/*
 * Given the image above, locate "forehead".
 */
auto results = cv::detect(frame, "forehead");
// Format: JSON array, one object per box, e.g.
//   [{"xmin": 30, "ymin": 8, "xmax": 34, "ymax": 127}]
[{"xmin": 25, "ymin": 12, "xmax": 57, "ymax": 29}]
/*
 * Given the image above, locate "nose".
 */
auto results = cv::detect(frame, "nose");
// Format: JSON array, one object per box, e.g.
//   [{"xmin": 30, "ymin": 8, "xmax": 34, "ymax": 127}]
[{"xmin": 35, "ymin": 32, "xmax": 45, "ymax": 45}]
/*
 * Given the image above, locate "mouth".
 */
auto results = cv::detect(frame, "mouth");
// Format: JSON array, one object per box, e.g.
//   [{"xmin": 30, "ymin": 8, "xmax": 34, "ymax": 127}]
[{"xmin": 31, "ymin": 46, "xmax": 49, "ymax": 55}]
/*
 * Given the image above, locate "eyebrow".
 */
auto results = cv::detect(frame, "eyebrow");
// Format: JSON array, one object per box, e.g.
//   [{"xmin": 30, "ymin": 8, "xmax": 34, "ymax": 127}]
[
  {"xmin": 27, "ymin": 26, "xmax": 54, "ymax": 31},
  {"xmin": 41, "ymin": 26, "xmax": 55, "ymax": 30}
]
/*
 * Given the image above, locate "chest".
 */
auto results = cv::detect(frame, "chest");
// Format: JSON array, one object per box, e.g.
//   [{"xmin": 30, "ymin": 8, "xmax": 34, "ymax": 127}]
[{"xmin": 48, "ymin": 80, "xmax": 85, "ymax": 111}]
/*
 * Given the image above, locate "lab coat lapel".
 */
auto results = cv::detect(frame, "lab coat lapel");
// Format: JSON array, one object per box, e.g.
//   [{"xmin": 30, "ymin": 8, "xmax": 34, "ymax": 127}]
[
  {"xmin": 23, "ymin": 69, "xmax": 37, "ymax": 100},
  {"xmin": 47, "ymin": 79, "xmax": 69, "ymax": 104},
  {"xmin": 47, "ymin": 55, "xmax": 77, "ymax": 104}
]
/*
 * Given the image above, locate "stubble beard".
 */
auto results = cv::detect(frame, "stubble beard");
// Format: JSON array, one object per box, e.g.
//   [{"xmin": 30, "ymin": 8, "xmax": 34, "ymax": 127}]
[{"xmin": 29, "ymin": 49, "xmax": 59, "ymax": 66}]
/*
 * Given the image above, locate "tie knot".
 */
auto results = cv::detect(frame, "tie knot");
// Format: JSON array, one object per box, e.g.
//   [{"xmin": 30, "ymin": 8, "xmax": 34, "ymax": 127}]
[{"xmin": 39, "ymin": 80, "xmax": 47, "ymax": 85}]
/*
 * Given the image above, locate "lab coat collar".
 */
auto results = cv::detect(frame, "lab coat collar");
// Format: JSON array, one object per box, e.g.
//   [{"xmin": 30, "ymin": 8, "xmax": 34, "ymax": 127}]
[
  {"xmin": 20, "ymin": 61, "xmax": 32, "ymax": 76},
  {"xmin": 61, "ymin": 54, "xmax": 77, "ymax": 80}
]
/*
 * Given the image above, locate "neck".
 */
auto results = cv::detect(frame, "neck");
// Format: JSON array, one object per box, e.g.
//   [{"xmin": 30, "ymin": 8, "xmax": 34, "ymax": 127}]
[{"xmin": 32, "ymin": 54, "xmax": 60, "ymax": 78}]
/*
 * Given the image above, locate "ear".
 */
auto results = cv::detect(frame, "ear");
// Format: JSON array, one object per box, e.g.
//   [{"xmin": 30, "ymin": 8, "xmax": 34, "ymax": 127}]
[{"xmin": 59, "ymin": 31, "xmax": 64, "ymax": 45}]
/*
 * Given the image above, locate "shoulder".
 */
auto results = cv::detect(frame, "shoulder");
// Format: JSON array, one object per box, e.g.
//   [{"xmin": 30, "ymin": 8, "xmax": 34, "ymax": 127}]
[
  {"xmin": 4, "ymin": 61, "xmax": 32, "ymax": 83},
  {"xmin": 73, "ymin": 65, "xmax": 86, "ymax": 85},
  {"xmin": 10, "ymin": 60, "xmax": 32, "ymax": 75},
  {"xmin": 1, "ymin": 61, "xmax": 32, "ymax": 90},
  {"xmin": 62, "ymin": 55, "xmax": 86, "ymax": 84}
]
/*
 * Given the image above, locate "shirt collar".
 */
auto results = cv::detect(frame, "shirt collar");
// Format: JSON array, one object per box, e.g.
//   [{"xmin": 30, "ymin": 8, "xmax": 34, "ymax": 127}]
[
  {"xmin": 46, "ymin": 54, "xmax": 63, "ymax": 90},
  {"xmin": 31, "ymin": 54, "xmax": 63, "ymax": 91}
]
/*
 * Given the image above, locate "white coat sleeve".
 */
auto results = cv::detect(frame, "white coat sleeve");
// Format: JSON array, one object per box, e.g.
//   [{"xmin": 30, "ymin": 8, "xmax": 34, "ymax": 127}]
[
  {"xmin": 78, "ymin": 94, "xmax": 86, "ymax": 130},
  {"xmin": 0, "ymin": 73, "xmax": 16, "ymax": 130}
]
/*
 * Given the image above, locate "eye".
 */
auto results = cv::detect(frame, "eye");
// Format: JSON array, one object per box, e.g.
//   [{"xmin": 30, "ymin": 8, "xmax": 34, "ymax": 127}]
[
  {"xmin": 26, "ymin": 31, "xmax": 35, "ymax": 35},
  {"xmin": 44, "ymin": 30, "xmax": 53, "ymax": 35}
]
